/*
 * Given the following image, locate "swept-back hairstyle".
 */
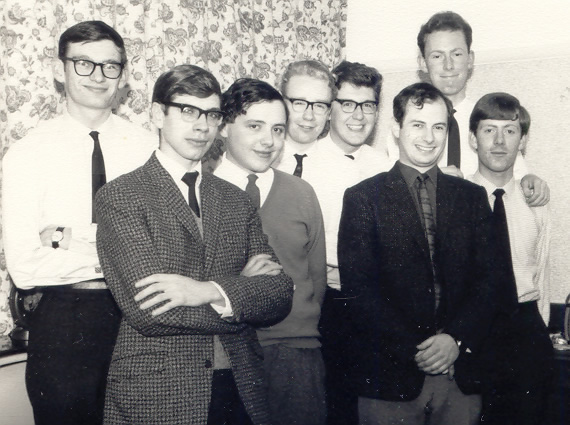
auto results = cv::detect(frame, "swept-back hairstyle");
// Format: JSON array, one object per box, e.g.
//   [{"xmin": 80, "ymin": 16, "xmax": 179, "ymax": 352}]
[
  {"xmin": 152, "ymin": 64, "xmax": 221, "ymax": 105},
  {"xmin": 417, "ymin": 11, "xmax": 473, "ymax": 58},
  {"xmin": 469, "ymin": 92, "xmax": 530, "ymax": 136},
  {"xmin": 332, "ymin": 60, "xmax": 383, "ymax": 103},
  {"xmin": 58, "ymin": 20, "xmax": 127, "ymax": 64},
  {"xmin": 222, "ymin": 78, "xmax": 286, "ymax": 125},
  {"xmin": 280, "ymin": 60, "xmax": 336, "ymax": 99},
  {"xmin": 393, "ymin": 82, "xmax": 453, "ymax": 127}
]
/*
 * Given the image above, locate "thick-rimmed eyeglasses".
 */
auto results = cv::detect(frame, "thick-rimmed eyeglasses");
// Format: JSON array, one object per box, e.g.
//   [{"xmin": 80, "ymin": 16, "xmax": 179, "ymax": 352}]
[
  {"xmin": 285, "ymin": 98, "xmax": 331, "ymax": 115},
  {"xmin": 163, "ymin": 102, "xmax": 224, "ymax": 127},
  {"xmin": 61, "ymin": 57, "xmax": 124, "ymax": 79},
  {"xmin": 335, "ymin": 99, "xmax": 378, "ymax": 114}
]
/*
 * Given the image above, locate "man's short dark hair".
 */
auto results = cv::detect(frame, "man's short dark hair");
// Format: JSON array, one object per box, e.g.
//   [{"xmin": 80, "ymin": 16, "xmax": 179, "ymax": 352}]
[
  {"xmin": 152, "ymin": 64, "xmax": 222, "ymax": 105},
  {"xmin": 280, "ymin": 60, "xmax": 336, "ymax": 99},
  {"xmin": 393, "ymin": 82, "xmax": 453, "ymax": 127},
  {"xmin": 58, "ymin": 21, "xmax": 127, "ymax": 64},
  {"xmin": 222, "ymin": 78, "xmax": 286, "ymax": 125},
  {"xmin": 417, "ymin": 11, "xmax": 473, "ymax": 58},
  {"xmin": 469, "ymin": 92, "xmax": 530, "ymax": 136},
  {"xmin": 332, "ymin": 61, "xmax": 383, "ymax": 103}
]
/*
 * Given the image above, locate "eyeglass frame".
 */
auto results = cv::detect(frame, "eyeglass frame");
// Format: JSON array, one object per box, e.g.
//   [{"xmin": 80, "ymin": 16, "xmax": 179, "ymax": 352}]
[
  {"xmin": 334, "ymin": 98, "xmax": 378, "ymax": 114},
  {"xmin": 60, "ymin": 57, "xmax": 125, "ymax": 79},
  {"xmin": 162, "ymin": 101, "xmax": 225, "ymax": 127},
  {"xmin": 284, "ymin": 97, "xmax": 331, "ymax": 115}
]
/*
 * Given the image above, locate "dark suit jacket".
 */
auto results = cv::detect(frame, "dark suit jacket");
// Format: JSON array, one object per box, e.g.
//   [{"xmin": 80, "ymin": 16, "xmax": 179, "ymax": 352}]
[
  {"xmin": 338, "ymin": 164, "xmax": 497, "ymax": 401},
  {"xmin": 95, "ymin": 153, "xmax": 294, "ymax": 425}
]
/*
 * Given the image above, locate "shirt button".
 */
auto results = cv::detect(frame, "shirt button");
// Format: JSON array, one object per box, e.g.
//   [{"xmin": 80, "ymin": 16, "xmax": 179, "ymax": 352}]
[{"xmin": 204, "ymin": 359, "xmax": 212, "ymax": 368}]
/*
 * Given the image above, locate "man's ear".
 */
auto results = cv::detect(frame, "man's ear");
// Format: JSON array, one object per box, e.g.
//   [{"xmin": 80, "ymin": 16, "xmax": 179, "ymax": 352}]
[
  {"xmin": 219, "ymin": 124, "xmax": 228, "ymax": 138},
  {"xmin": 391, "ymin": 120, "xmax": 401, "ymax": 141},
  {"xmin": 151, "ymin": 102, "xmax": 165, "ymax": 130},
  {"xmin": 418, "ymin": 54, "xmax": 428, "ymax": 73},
  {"xmin": 519, "ymin": 134, "xmax": 529, "ymax": 154},
  {"xmin": 118, "ymin": 67, "xmax": 129, "ymax": 90},
  {"xmin": 469, "ymin": 131, "xmax": 478, "ymax": 151},
  {"xmin": 53, "ymin": 58, "xmax": 65, "ymax": 84},
  {"xmin": 467, "ymin": 50, "xmax": 475, "ymax": 70}
]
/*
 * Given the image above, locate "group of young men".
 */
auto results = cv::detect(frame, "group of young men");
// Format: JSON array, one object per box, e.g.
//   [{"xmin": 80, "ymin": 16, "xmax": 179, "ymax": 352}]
[{"xmin": 1, "ymin": 10, "xmax": 553, "ymax": 425}]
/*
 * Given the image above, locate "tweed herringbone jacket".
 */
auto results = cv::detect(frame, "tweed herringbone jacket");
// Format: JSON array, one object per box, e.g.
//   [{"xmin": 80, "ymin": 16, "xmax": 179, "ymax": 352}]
[{"xmin": 95, "ymin": 153, "xmax": 294, "ymax": 425}]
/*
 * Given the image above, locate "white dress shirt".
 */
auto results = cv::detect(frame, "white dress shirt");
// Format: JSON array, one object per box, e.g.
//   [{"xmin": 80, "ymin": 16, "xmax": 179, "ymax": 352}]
[
  {"xmin": 3, "ymin": 111, "xmax": 157, "ymax": 289},
  {"xmin": 386, "ymin": 96, "xmax": 529, "ymax": 178},
  {"xmin": 273, "ymin": 139, "xmax": 321, "ymax": 182},
  {"xmin": 470, "ymin": 172, "xmax": 551, "ymax": 324},
  {"xmin": 214, "ymin": 154, "xmax": 274, "ymax": 206},
  {"xmin": 306, "ymin": 135, "xmax": 391, "ymax": 289}
]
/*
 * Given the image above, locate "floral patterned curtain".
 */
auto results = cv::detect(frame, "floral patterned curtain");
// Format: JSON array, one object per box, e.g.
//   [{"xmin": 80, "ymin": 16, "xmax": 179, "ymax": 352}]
[{"xmin": 0, "ymin": 0, "xmax": 347, "ymax": 335}]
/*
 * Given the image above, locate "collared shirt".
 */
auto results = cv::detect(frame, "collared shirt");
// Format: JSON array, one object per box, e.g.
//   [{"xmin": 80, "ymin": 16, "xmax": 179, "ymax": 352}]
[
  {"xmin": 304, "ymin": 135, "xmax": 391, "ymax": 289},
  {"xmin": 470, "ymin": 172, "xmax": 551, "ymax": 323},
  {"xmin": 398, "ymin": 161, "xmax": 438, "ymax": 222},
  {"xmin": 273, "ymin": 139, "xmax": 321, "ymax": 182},
  {"xmin": 3, "ymin": 111, "xmax": 157, "ymax": 289},
  {"xmin": 214, "ymin": 154, "xmax": 275, "ymax": 207},
  {"xmin": 386, "ymin": 96, "xmax": 529, "ymax": 178},
  {"xmin": 155, "ymin": 150, "xmax": 232, "ymax": 318}
]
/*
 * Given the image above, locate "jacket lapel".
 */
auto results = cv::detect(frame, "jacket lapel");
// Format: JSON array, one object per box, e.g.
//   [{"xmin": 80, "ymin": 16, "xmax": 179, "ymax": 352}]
[
  {"xmin": 384, "ymin": 165, "xmax": 431, "ymax": 261},
  {"xmin": 434, "ymin": 171, "xmax": 458, "ymax": 247},
  {"xmin": 200, "ymin": 173, "xmax": 221, "ymax": 276},
  {"xmin": 145, "ymin": 154, "xmax": 203, "ymax": 244}
]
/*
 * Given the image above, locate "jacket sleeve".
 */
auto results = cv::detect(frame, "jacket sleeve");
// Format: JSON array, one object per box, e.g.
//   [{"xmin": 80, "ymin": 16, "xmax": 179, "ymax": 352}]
[
  {"xmin": 338, "ymin": 184, "xmax": 424, "ymax": 362},
  {"xmin": 95, "ymin": 182, "xmax": 252, "ymax": 337}
]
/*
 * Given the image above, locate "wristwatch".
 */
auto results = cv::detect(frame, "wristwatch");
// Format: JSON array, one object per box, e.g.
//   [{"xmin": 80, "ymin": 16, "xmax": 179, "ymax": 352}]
[{"xmin": 51, "ymin": 227, "xmax": 65, "ymax": 249}]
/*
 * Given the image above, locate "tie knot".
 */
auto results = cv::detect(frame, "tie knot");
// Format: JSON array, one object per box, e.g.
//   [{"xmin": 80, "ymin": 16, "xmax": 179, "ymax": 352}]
[
  {"xmin": 89, "ymin": 131, "xmax": 100, "ymax": 141},
  {"xmin": 294, "ymin": 153, "xmax": 307, "ymax": 164},
  {"xmin": 493, "ymin": 188, "xmax": 505, "ymax": 199},
  {"xmin": 182, "ymin": 171, "xmax": 199, "ymax": 188},
  {"xmin": 247, "ymin": 174, "xmax": 258, "ymax": 184},
  {"xmin": 417, "ymin": 173, "xmax": 429, "ymax": 184}
]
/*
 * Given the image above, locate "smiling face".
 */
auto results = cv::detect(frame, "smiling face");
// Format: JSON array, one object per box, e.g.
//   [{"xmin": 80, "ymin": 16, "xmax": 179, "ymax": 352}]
[
  {"xmin": 153, "ymin": 93, "xmax": 221, "ymax": 169},
  {"xmin": 330, "ymin": 83, "xmax": 378, "ymax": 153},
  {"xmin": 55, "ymin": 39, "xmax": 127, "ymax": 115},
  {"xmin": 393, "ymin": 98, "xmax": 448, "ymax": 172},
  {"xmin": 420, "ymin": 30, "xmax": 474, "ymax": 105},
  {"xmin": 470, "ymin": 119, "xmax": 526, "ymax": 181},
  {"xmin": 283, "ymin": 74, "xmax": 333, "ymax": 147},
  {"xmin": 221, "ymin": 100, "xmax": 287, "ymax": 174}
]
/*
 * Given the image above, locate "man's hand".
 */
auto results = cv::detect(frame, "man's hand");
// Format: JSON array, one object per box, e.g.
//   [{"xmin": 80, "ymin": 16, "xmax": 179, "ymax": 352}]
[
  {"xmin": 240, "ymin": 254, "xmax": 282, "ymax": 277},
  {"xmin": 40, "ymin": 226, "xmax": 72, "ymax": 249},
  {"xmin": 439, "ymin": 165, "xmax": 464, "ymax": 179},
  {"xmin": 521, "ymin": 174, "xmax": 550, "ymax": 207},
  {"xmin": 134, "ymin": 274, "xmax": 224, "ymax": 316},
  {"xmin": 415, "ymin": 333, "xmax": 459, "ymax": 375}
]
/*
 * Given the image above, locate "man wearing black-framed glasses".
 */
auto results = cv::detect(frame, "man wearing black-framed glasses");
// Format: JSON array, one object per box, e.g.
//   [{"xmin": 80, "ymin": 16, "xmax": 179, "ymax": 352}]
[
  {"xmin": 312, "ymin": 60, "xmax": 391, "ymax": 425},
  {"xmin": 2, "ymin": 21, "xmax": 156, "ymax": 425}
]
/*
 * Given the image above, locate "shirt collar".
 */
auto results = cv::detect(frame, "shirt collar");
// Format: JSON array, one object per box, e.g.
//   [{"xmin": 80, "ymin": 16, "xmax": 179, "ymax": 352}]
[
  {"xmin": 215, "ymin": 154, "xmax": 274, "ymax": 203},
  {"xmin": 397, "ymin": 161, "xmax": 438, "ymax": 189},
  {"xmin": 472, "ymin": 171, "xmax": 516, "ymax": 198},
  {"xmin": 61, "ymin": 109, "xmax": 115, "ymax": 137},
  {"xmin": 155, "ymin": 149, "xmax": 202, "ymax": 187}
]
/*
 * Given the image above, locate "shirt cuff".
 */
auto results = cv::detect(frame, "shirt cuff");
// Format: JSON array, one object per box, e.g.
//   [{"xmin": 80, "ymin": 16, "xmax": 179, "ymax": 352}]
[{"xmin": 209, "ymin": 281, "xmax": 233, "ymax": 317}]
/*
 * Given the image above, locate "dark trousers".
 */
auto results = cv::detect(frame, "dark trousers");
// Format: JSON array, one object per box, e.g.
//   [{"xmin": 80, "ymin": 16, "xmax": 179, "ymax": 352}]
[
  {"xmin": 26, "ymin": 287, "xmax": 120, "ymax": 425},
  {"xmin": 319, "ymin": 287, "xmax": 359, "ymax": 425},
  {"xmin": 480, "ymin": 301, "xmax": 554, "ymax": 425},
  {"xmin": 207, "ymin": 369, "xmax": 253, "ymax": 425}
]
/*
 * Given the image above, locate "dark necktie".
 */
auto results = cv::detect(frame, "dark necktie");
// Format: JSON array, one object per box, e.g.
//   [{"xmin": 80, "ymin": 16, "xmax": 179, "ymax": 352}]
[
  {"xmin": 245, "ymin": 174, "xmax": 260, "ymax": 209},
  {"xmin": 293, "ymin": 154, "xmax": 307, "ymax": 178},
  {"xmin": 417, "ymin": 174, "xmax": 441, "ymax": 310},
  {"xmin": 90, "ymin": 131, "xmax": 106, "ymax": 223},
  {"xmin": 493, "ymin": 189, "xmax": 518, "ymax": 311},
  {"xmin": 182, "ymin": 171, "xmax": 200, "ymax": 217},
  {"xmin": 447, "ymin": 109, "xmax": 461, "ymax": 168},
  {"xmin": 345, "ymin": 154, "xmax": 355, "ymax": 160}
]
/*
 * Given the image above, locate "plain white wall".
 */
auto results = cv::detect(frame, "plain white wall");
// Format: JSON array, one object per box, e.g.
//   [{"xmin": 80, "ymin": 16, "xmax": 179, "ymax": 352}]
[{"xmin": 345, "ymin": 0, "xmax": 570, "ymax": 304}]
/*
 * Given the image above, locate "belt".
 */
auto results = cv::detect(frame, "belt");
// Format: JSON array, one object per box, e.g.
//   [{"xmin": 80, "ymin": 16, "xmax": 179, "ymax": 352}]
[{"xmin": 68, "ymin": 279, "xmax": 108, "ymax": 290}]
